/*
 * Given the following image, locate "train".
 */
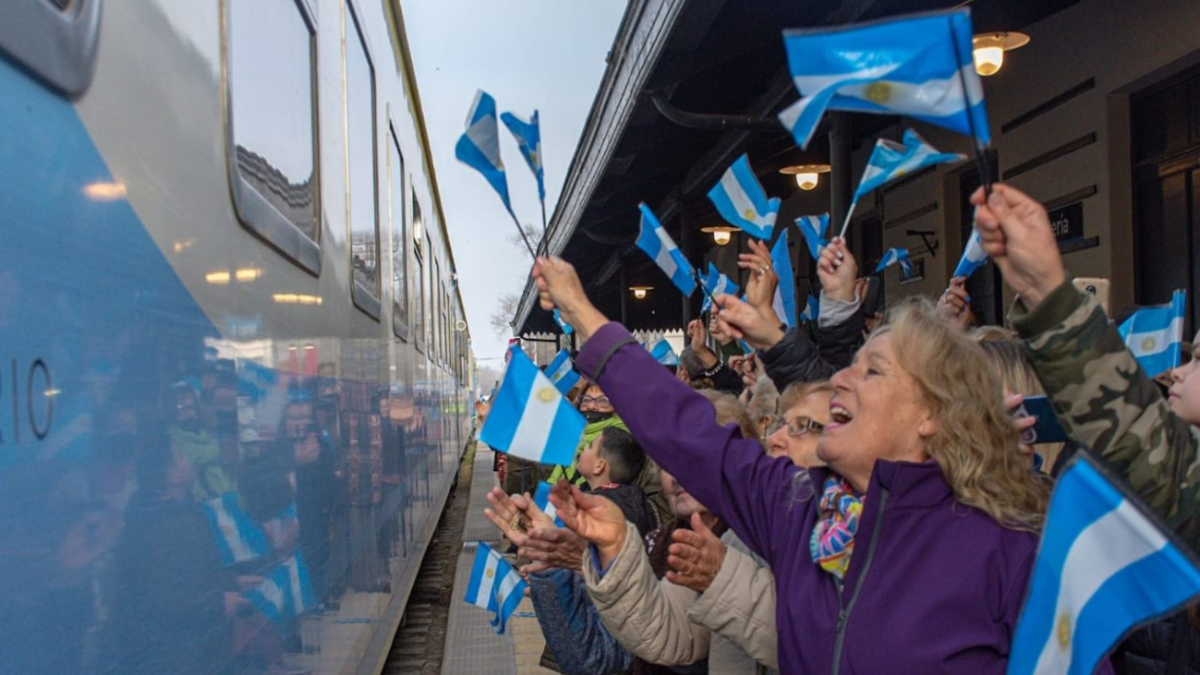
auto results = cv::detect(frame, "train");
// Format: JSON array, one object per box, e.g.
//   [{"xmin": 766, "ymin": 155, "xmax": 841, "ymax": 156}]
[{"xmin": 0, "ymin": 0, "xmax": 474, "ymax": 673}]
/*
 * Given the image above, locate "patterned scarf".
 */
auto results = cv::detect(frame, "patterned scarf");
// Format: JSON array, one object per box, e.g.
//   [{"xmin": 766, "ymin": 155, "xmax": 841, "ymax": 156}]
[{"xmin": 809, "ymin": 475, "xmax": 864, "ymax": 580}]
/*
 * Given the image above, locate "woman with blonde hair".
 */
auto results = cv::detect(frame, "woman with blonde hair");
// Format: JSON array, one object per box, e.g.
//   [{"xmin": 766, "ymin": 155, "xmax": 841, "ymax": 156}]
[{"xmin": 533, "ymin": 241, "xmax": 1049, "ymax": 674}]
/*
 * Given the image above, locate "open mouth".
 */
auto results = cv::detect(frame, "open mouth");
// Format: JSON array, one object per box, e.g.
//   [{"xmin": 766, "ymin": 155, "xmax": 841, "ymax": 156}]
[{"xmin": 829, "ymin": 403, "xmax": 854, "ymax": 426}]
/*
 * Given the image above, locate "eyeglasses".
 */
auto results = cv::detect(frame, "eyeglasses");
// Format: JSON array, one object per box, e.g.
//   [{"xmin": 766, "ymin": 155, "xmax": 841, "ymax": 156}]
[
  {"xmin": 768, "ymin": 416, "xmax": 825, "ymax": 438},
  {"xmin": 579, "ymin": 395, "xmax": 611, "ymax": 407}
]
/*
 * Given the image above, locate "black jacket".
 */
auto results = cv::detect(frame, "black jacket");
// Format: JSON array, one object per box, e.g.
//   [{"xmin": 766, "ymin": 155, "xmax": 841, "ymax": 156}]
[{"xmin": 759, "ymin": 313, "xmax": 864, "ymax": 391}]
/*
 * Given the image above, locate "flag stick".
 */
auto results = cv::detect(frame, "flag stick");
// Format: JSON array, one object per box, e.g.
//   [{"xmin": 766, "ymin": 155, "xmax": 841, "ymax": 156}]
[
  {"xmin": 509, "ymin": 209, "xmax": 538, "ymax": 260},
  {"xmin": 536, "ymin": 198, "xmax": 549, "ymax": 258},
  {"xmin": 947, "ymin": 16, "xmax": 993, "ymax": 194},
  {"xmin": 836, "ymin": 201, "xmax": 858, "ymax": 241}
]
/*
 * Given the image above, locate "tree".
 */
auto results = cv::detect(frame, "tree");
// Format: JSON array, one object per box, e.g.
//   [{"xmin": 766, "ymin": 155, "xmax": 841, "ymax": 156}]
[{"xmin": 489, "ymin": 292, "xmax": 520, "ymax": 337}]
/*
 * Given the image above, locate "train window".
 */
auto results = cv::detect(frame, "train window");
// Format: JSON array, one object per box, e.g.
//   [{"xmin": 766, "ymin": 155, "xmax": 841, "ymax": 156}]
[
  {"xmin": 434, "ymin": 260, "xmax": 442, "ymax": 363},
  {"xmin": 225, "ymin": 0, "xmax": 321, "ymax": 275},
  {"xmin": 0, "ymin": 0, "xmax": 101, "ymax": 96},
  {"xmin": 412, "ymin": 199, "xmax": 425, "ymax": 354},
  {"xmin": 345, "ymin": 0, "xmax": 380, "ymax": 320},
  {"xmin": 441, "ymin": 284, "xmax": 450, "ymax": 367},
  {"xmin": 425, "ymin": 234, "xmax": 434, "ymax": 356},
  {"xmin": 388, "ymin": 123, "xmax": 409, "ymax": 341}
]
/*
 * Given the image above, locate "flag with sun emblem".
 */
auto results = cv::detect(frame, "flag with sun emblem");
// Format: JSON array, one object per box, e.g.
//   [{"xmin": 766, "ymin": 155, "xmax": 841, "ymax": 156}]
[
  {"xmin": 1007, "ymin": 452, "xmax": 1200, "ymax": 675},
  {"xmin": 1117, "ymin": 289, "xmax": 1186, "ymax": 378},
  {"xmin": 500, "ymin": 110, "xmax": 545, "ymax": 202},
  {"xmin": 456, "ymin": 90, "xmax": 516, "ymax": 218},
  {"xmin": 853, "ymin": 130, "xmax": 965, "ymax": 203},
  {"xmin": 464, "ymin": 541, "xmax": 527, "ymax": 635},
  {"xmin": 777, "ymin": 9, "xmax": 990, "ymax": 150},
  {"xmin": 707, "ymin": 154, "xmax": 781, "ymax": 240},
  {"xmin": 480, "ymin": 346, "xmax": 585, "ymax": 466}
]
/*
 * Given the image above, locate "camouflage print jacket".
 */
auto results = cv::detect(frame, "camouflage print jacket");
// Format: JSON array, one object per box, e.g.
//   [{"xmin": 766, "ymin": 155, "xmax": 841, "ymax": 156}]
[{"xmin": 1011, "ymin": 280, "xmax": 1200, "ymax": 548}]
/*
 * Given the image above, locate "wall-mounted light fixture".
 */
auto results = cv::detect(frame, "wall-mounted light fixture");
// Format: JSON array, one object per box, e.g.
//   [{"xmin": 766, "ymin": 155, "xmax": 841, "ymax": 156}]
[
  {"xmin": 971, "ymin": 31, "xmax": 1030, "ymax": 76},
  {"xmin": 699, "ymin": 225, "xmax": 740, "ymax": 245},
  {"xmin": 780, "ymin": 164, "xmax": 831, "ymax": 191},
  {"xmin": 629, "ymin": 285, "xmax": 654, "ymax": 300}
]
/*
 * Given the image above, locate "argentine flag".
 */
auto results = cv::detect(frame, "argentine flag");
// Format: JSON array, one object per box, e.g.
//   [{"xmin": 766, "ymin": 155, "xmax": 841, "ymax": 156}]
[
  {"xmin": 244, "ymin": 554, "xmax": 316, "ymax": 627},
  {"xmin": 545, "ymin": 349, "xmax": 581, "ymax": 395},
  {"xmin": 771, "ymin": 230, "xmax": 798, "ymax": 328},
  {"xmin": 854, "ymin": 130, "xmax": 966, "ymax": 203},
  {"xmin": 533, "ymin": 481, "xmax": 565, "ymax": 527},
  {"xmin": 701, "ymin": 262, "xmax": 739, "ymax": 314},
  {"xmin": 954, "ymin": 229, "xmax": 988, "ymax": 279},
  {"xmin": 553, "ymin": 308, "xmax": 574, "ymax": 335},
  {"xmin": 202, "ymin": 492, "xmax": 270, "ymax": 566},
  {"xmin": 643, "ymin": 338, "xmax": 679, "ymax": 367},
  {"xmin": 874, "ymin": 247, "xmax": 914, "ymax": 279},
  {"xmin": 464, "ymin": 542, "xmax": 528, "ymax": 635},
  {"xmin": 456, "ymin": 90, "xmax": 515, "ymax": 217},
  {"xmin": 636, "ymin": 203, "xmax": 697, "ymax": 296},
  {"xmin": 1117, "ymin": 290, "xmax": 1186, "ymax": 378},
  {"xmin": 796, "ymin": 213, "xmax": 830, "ymax": 261},
  {"xmin": 1007, "ymin": 452, "xmax": 1200, "ymax": 675},
  {"xmin": 480, "ymin": 347, "xmax": 585, "ymax": 466},
  {"xmin": 707, "ymin": 154, "xmax": 780, "ymax": 240},
  {"xmin": 778, "ymin": 9, "xmax": 990, "ymax": 150},
  {"xmin": 500, "ymin": 110, "xmax": 545, "ymax": 201}
]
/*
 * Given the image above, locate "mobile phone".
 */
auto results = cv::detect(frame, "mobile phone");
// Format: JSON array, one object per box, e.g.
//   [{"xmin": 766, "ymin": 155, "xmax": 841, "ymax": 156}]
[
  {"xmin": 861, "ymin": 277, "xmax": 884, "ymax": 316},
  {"xmin": 1014, "ymin": 395, "xmax": 1068, "ymax": 444}
]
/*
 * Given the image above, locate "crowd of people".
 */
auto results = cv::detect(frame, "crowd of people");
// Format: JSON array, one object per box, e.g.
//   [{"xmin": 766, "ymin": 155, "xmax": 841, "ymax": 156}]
[{"xmin": 478, "ymin": 183, "xmax": 1200, "ymax": 674}]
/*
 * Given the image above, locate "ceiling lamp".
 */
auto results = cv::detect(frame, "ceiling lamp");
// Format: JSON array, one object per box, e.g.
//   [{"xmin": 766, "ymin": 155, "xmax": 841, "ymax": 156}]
[
  {"xmin": 971, "ymin": 31, "xmax": 1030, "ymax": 76},
  {"xmin": 780, "ymin": 164, "xmax": 831, "ymax": 191},
  {"xmin": 629, "ymin": 285, "xmax": 654, "ymax": 299},
  {"xmin": 699, "ymin": 225, "xmax": 740, "ymax": 246}
]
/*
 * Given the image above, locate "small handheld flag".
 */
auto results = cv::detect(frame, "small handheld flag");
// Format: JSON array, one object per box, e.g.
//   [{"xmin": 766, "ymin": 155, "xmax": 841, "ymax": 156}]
[
  {"xmin": 795, "ymin": 214, "xmax": 830, "ymax": 261},
  {"xmin": 771, "ymin": 230, "xmax": 799, "ymax": 328},
  {"xmin": 873, "ymin": 247, "xmax": 914, "ymax": 280},
  {"xmin": 701, "ymin": 263, "xmax": 740, "ymax": 314},
  {"xmin": 854, "ymin": 130, "xmax": 966, "ymax": 204},
  {"xmin": 202, "ymin": 492, "xmax": 270, "ymax": 566},
  {"xmin": 801, "ymin": 295, "xmax": 820, "ymax": 324},
  {"xmin": 1117, "ymin": 290, "xmax": 1186, "ymax": 378},
  {"xmin": 533, "ymin": 481, "xmax": 565, "ymax": 527},
  {"xmin": 1007, "ymin": 452, "xmax": 1200, "ymax": 675},
  {"xmin": 480, "ymin": 347, "xmax": 586, "ymax": 466},
  {"xmin": 464, "ymin": 542, "xmax": 528, "ymax": 635},
  {"xmin": 545, "ymin": 349, "xmax": 581, "ymax": 395},
  {"xmin": 500, "ymin": 110, "xmax": 545, "ymax": 202},
  {"xmin": 635, "ymin": 203, "xmax": 697, "ymax": 297},
  {"xmin": 777, "ymin": 9, "xmax": 990, "ymax": 151},
  {"xmin": 643, "ymin": 338, "xmax": 680, "ymax": 367},
  {"xmin": 707, "ymin": 154, "xmax": 781, "ymax": 241},
  {"xmin": 553, "ymin": 308, "xmax": 574, "ymax": 335},
  {"xmin": 457, "ymin": 91, "xmax": 535, "ymax": 257},
  {"xmin": 954, "ymin": 229, "xmax": 988, "ymax": 279},
  {"xmin": 244, "ymin": 554, "xmax": 316, "ymax": 627}
]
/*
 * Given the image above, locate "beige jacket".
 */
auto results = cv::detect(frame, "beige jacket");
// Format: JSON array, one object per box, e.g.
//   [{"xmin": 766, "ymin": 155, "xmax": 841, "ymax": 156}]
[
  {"xmin": 581, "ymin": 521, "xmax": 777, "ymax": 673},
  {"xmin": 689, "ymin": 531, "xmax": 778, "ymax": 673}
]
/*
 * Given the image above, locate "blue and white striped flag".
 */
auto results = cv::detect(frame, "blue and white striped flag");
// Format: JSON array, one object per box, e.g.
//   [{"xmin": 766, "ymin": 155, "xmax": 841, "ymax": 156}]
[
  {"xmin": 553, "ymin": 308, "xmax": 574, "ymax": 335},
  {"xmin": 701, "ymin": 262, "xmax": 739, "ymax": 314},
  {"xmin": 636, "ymin": 203, "xmax": 697, "ymax": 296},
  {"xmin": 771, "ymin": 230, "xmax": 798, "ymax": 328},
  {"xmin": 873, "ymin": 247, "xmax": 914, "ymax": 279},
  {"xmin": 1007, "ymin": 452, "xmax": 1200, "ymax": 675},
  {"xmin": 954, "ymin": 229, "xmax": 988, "ymax": 279},
  {"xmin": 707, "ymin": 154, "xmax": 780, "ymax": 240},
  {"xmin": 456, "ymin": 90, "xmax": 514, "ymax": 217},
  {"xmin": 480, "ymin": 347, "xmax": 585, "ymax": 466},
  {"xmin": 244, "ymin": 554, "xmax": 316, "ymax": 626},
  {"xmin": 202, "ymin": 492, "xmax": 270, "ymax": 566},
  {"xmin": 533, "ymin": 481, "xmax": 565, "ymax": 527},
  {"xmin": 545, "ymin": 349, "xmax": 580, "ymax": 396},
  {"xmin": 500, "ymin": 110, "xmax": 545, "ymax": 201},
  {"xmin": 778, "ymin": 9, "xmax": 991, "ymax": 149},
  {"xmin": 801, "ymin": 295, "xmax": 820, "ymax": 324},
  {"xmin": 1117, "ymin": 290, "xmax": 1186, "ymax": 378},
  {"xmin": 464, "ymin": 541, "xmax": 528, "ymax": 635},
  {"xmin": 854, "ymin": 130, "xmax": 966, "ymax": 203},
  {"xmin": 643, "ymin": 338, "xmax": 679, "ymax": 367},
  {"xmin": 795, "ymin": 213, "xmax": 830, "ymax": 261}
]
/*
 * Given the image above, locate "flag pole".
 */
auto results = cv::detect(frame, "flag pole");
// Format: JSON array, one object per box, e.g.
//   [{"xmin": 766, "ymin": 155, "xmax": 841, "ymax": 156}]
[
  {"xmin": 509, "ymin": 208, "xmax": 538, "ymax": 260},
  {"xmin": 947, "ymin": 16, "xmax": 993, "ymax": 194},
  {"xmin": 536, "ymin": 198, "xmax": 549, "ymax": 258},
  {"xmin": 836, "ymin": 201, "xmax": 858, "ymax": 241}
]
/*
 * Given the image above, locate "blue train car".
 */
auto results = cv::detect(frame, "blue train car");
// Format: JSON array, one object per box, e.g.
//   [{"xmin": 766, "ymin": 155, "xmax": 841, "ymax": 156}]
[{"xmin": 0, "ymin": 1, "xmax": 474, "ymax": 672}]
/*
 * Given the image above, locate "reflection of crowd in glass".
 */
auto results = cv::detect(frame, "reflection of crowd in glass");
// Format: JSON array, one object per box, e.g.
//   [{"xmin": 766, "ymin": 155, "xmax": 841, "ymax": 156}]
[{"xmin": 0, "ymin": 353, "xmax": 440, "ymax": 674}]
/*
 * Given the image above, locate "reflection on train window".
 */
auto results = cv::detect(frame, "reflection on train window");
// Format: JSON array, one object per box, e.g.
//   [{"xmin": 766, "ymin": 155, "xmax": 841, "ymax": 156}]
[
  {"xmin": 434, "ymin": 260, "xmax": 442, "ymax": 363},
  {"xmin": 425, "ymin": 235, "xmax": 434, "ymax": 355},
  {"xmin": 346, "ymin": 0, "xmax": 380, "ymax": 317},
  {"xmin": 45, "ymin": 0, "xmax": 72, "ymax": 11},
  {"xmin": 227, "ymin": 0, "xmax": 320, "ymax": 272},
  {"xmin": 413, "ymin": 206, "xmax": 425, "ymax": 354},
  {"xmin": 388, "ymin": 125, "xmax": 409, "ymax": 340},
  {"xmin": 441, "ymin": 284, "xmax": 450, "ymax": 367}
]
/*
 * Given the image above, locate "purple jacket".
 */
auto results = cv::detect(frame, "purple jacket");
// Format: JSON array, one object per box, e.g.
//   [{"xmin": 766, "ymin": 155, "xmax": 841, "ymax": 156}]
[{"xmin": 577, "ymin": 323, "xmax": 1041, "ymax": 675}]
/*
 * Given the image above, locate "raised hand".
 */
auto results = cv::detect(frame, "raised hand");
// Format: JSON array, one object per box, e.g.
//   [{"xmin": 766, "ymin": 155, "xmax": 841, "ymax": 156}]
[
  {"xmin": 688, "ymin": 318, "xmax": 709, "ymax": 353},
  {"xmin": 713, "ymin": 295, "xmax": 785, "ymax": 352},
  {"xmin": 972, "ymin": 184, "xmax": 1065, "ymax": 308},
  {"xmin": 817, "ymin": 238, "xmax": 858, "ymax": 303},
  {"xmin": 484, "ymin": 486, "xmax": 531, "ymax": 547},
  {"xmin": 548, "ymin": 479, "xmax": 629, "ymax": 568},
  {"xmin": 709, "ymin": 313, "xmax": 733, "ymax": 346},
  {"xmin": 665, "ymin": 512, "xmax": 726, "ymax": 593},
  {"xmin": 737, "ymin": 239, "xmax": 777, "ymax": 314},
  {"xmin": 520, "ymin": 526, "xmax": 587, "ymax": 574},
  {"xmin": 936, "ymin": 277, "xmax": 971, "ymax": 330},
  {"xmin": 533, "ymin": 256, "xmax": 609, "ymax": 338}
]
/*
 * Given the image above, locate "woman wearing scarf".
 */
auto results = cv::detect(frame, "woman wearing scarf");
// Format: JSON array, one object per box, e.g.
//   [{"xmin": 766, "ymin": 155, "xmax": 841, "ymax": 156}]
[{"xmin": 533, "ymin": 252, "xmax": 1050, "ymax": 674}]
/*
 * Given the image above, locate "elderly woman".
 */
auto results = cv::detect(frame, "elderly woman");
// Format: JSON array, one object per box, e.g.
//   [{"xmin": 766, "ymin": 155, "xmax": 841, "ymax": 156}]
[{"xmin": 533, "ymin": 250, "xmax": 1048, "ymax": 674}]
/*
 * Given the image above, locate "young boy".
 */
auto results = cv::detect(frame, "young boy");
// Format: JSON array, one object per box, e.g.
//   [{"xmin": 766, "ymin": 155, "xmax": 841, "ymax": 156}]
[{"xmin": 575, "ymin": 427, "xmax": 659, "ymax": 537}]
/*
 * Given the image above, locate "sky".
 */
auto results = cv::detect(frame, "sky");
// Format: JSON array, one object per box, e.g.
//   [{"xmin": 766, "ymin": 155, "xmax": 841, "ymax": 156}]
[{"xmin": 402, "ymin": 0, "xmax": 628, "ymax": 368}]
